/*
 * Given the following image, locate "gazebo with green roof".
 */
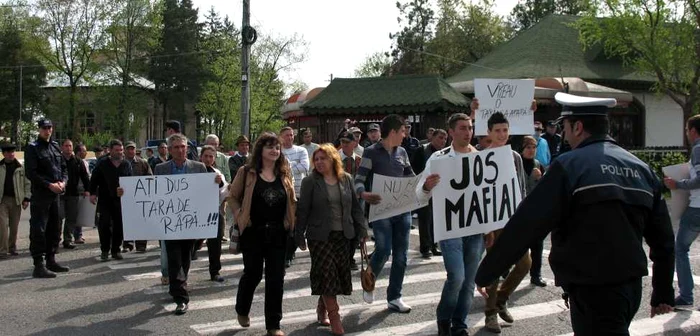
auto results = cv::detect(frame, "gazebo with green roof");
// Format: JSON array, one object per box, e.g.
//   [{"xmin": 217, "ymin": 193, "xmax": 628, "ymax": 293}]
[{"xmin": 289, "ymin": 74, "xmax": 470, "ymax": 142}]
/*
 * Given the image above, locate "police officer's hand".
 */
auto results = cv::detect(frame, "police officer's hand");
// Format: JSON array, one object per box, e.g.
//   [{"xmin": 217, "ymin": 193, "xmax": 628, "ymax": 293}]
[
  {"xmin": 650, "ymin": 303, "xmax": 673, "ymax": 317},
  {"xmin": 48, "ymin": 183, "xmax": 63, "ymax": 194},
  {"xmin": 532, "ymin": 168, "xmax": 542, "ymax": 180},
  {"xmin": 117, "ymin": 187, "xmax": 124, "ymax": 197},
  {"xmin": 361, "ymin": 192, "xmax": 382, "ymax": 205},
  {"xmin": 90, "ymin": 195, "xmax": 98, "ymax": 205},
  {"xmin": 21, "ymin": 200, "xmax": 29, "ymax": 210},
  {"xmin": 422, "ymin": 174, "xmax": 440, "ymax": 192},
  {"xmin": 663, "ymin": 177, "xmax": 677, "ymax": 190}
]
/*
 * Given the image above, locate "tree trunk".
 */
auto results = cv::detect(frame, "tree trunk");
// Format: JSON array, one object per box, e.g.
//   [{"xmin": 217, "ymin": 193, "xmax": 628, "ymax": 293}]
[
  {"xmin": 69, "ymin": 84, "xmax": 78, "ymax": 140},
  {"xmin": 683, "ymin": 103, "xmax": 694, "ymax": 150},
  {"xmin": 118, "ymin": 83, "xmax": 128, "ymax": 140}
]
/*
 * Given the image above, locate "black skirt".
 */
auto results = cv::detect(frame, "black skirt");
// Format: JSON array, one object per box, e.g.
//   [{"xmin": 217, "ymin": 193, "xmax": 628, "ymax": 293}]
[{"xmin": 308, "ymin": 231, "xmax": 353, "ymax": 296}]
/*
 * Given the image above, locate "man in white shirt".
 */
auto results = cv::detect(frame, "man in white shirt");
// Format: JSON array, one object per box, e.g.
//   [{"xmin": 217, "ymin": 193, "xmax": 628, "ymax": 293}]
[
  {"xmin": 280, "ymin": 126, "xmax": 310, "ymax": 268},
  {"xmin": 349, "ymin": 127, "xmax": 364, "ymax": 157}
]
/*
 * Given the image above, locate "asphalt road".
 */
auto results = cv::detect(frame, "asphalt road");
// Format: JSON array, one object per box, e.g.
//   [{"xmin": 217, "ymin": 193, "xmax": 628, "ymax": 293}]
[{"xmin": 1, "ymin": 208, "xmax": 700, "ymax": 336}]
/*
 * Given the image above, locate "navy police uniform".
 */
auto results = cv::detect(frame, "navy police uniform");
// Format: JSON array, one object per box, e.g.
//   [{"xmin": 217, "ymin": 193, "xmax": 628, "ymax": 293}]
[
  {"xmin": 474, "ymin": 93, "xmax": 675, "ymax": 335},
  {"xmin": 24, "ymin": 119, "xmax": 69, "ymax": 277}
]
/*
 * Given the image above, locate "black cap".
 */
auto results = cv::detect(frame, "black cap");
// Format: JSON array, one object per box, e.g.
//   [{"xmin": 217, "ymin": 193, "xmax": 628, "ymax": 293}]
[
  {"xmin": 37, "ymin": 119, "xmax": 53, "ymax": 128},
  {"xmin": 1, "ymin": 143, "xmax": 17, "ymax": 152},
  {"xmin": 546, "ymin": 120, "xmax": 557, "ymax": 127},
  {"xmin": 165, "ymin": 120, "xmax": 181, "ymax": 133},
  {"xmin": 339, "ymin": 131, "xmax": 355, "ymax": 143}
]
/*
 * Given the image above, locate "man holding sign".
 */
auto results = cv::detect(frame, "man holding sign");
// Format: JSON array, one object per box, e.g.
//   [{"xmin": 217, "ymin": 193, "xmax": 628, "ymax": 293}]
[
  {"xmin": 475, "ymin": 93, "xmax": 675, "ymax": 335},
  {"xmin": 150, "ymin": 134, "xmax": 220, "ymax": 315},
  {"xmin": 416, "ymin": 113, "xmax": 488, "ymax": 336},
  {"xmin": 354, "ymin": 114, "xmax": 415, "ymax": 313}
]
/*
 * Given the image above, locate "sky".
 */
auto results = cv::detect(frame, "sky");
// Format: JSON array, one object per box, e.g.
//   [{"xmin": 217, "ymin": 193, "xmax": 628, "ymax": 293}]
[{"xmin": 192, "ymin": 0, "xmax": 520, "ymax": 90}]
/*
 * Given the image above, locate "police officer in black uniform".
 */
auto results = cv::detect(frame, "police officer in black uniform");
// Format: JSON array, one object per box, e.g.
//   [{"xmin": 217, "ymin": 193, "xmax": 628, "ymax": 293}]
[
  {"xmin": 474, "ymin": 93, "xmax": 675, "ymax": 335},
  {"xmin": 24, "ymin": 119, "xmax": 70, "ymax": 278}
]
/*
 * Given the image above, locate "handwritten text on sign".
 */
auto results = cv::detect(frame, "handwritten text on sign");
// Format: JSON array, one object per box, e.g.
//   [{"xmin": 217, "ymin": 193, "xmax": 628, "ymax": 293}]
[
  {"xmin": 119, "ymin": 173, "xmax": 219, "ymax": 240},
  {"xmin": 474, "ymin": 78, "xmax": 535, "ymax": 136},
  {"xmin": 369, "ymin": 174, "xmax": 428, "ymax": 222},
  {"xmin": 431, "ymin": 146, "xmax": 522, "ymax": 242}
]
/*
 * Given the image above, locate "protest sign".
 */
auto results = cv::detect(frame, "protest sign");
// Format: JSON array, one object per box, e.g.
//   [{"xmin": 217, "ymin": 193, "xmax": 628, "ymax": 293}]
[
  {"xmin": 369, "ymin": 174, "xmax": 428, "ymax": 222},
  {"xmin": 76, "ymin": 196, "xmax": 97, "ymax": 227},
  {"xmin": 119, "ymin": 173, "xmax": 219, "ymax": 240},
  {"xmin": 474, "ymin": 78, "xmax": 535, "ymax": 136},
  {"xmin": 662, "ymin": 163, "xmax": 690, "ymax": 222},
  {"xmin": 431, "ymin": 146, "xmax": 522, "ymax": 241}
]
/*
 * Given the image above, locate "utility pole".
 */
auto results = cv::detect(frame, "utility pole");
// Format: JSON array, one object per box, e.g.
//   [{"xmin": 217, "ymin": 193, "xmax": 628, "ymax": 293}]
[
  {"xmin": 240, "ymin": 0, "xmax": 256, "ymax": 138},
  {"xmin": 18, "ymin": 65, "xmax": 22, "ymax": 150}
]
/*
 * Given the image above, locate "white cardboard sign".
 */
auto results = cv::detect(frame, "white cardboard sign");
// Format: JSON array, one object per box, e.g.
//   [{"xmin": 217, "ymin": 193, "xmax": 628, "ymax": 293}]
[
  {"xmin": 369, "ymin": 174, "xmax": 428, "ymax": 222},
  {"xmin": 662, "ymin": 163, "xmax": 690, "ymax": 222},
  {"xmin": 474, "ymin": 78, "xmax": 536, "ymax": 136},
  {"xmin": 119, "ymin": 173, "xmax": 219, "ymax": 240},
  {"xmin": 431, "ymin": 146, "xmax": 522, "ymax": 241}
]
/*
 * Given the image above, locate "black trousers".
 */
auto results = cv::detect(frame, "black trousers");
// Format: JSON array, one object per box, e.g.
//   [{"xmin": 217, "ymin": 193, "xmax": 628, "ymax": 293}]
[
  {"xmin": 236, "ymin": 224, "xmax": 287, "ymax": 330},
  {"xmin": 569, "ymin": 277, "xmax": 642, "ymax": 336},
  {"xmin": 165, "ymin": 239, "xmax": 196, "ymax": 304},
  {"xmin": 97, "ymin": 201, "xmax": 124, "ymax": 254},
  {"xmin": 530, "ymin": 238, "xmax": 544, "ymax": 278},
  {"xmin": 29, "ymin": 196, "xmax": 61, "ymax": 264},
  {"xmin": 206, "ymin": 215, "xmax": 223, "ymax": 276},
  {"xmin": 416, "ymin": 203, "xmax": 434, "ymax": 254}
]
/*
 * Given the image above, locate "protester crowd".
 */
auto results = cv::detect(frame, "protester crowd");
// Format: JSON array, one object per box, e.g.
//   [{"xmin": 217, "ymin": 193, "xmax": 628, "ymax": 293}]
[{"xmin": 0, "ymin": 92, "xmax": 691, "ymax": 336}]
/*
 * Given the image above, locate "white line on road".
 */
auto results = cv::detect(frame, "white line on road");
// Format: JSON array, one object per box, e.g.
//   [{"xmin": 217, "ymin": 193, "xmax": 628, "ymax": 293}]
[{"xmin": 556, "ymin": 309, "xmax": 700, "ymax": 336}]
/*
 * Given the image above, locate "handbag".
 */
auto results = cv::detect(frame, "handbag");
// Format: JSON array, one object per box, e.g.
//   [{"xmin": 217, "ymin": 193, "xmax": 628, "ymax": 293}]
[
  {"xmin": 229, "ymin": 167, "xmax": 250, "ymax": 255},
  {"xmin": 360, "ymin": 240, "xmax": 375, "ymax": 292}
]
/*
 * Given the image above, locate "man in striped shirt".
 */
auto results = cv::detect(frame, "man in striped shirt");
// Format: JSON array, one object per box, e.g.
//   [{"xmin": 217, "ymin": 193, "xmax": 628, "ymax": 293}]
[
  {"xmin": 354, "ymin": 115, "xmax": 415, "ymax": 313},
  {"xmin": 280, "ymin": 126, "xmax": 310, "ymax": 268}
]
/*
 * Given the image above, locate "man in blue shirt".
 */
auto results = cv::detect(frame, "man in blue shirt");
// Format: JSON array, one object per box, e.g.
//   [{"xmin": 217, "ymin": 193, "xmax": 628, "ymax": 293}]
[
  {"xmin": 355, "ymin": 115, "xmax": 415, "ymax": 313},
  {"xmin": 533, "ymin": 121, "xmax": 551, "ymax": 167}
]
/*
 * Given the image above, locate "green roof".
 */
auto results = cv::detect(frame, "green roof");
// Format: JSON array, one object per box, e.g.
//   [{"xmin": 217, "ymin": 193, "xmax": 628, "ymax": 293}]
[
  {"xmin": 447, "ymin": 15, "xmax": 657, "ymax": 84},
  {"xmin": 301, "ymin": 75, "xmax": 470, "ymax": 115}
]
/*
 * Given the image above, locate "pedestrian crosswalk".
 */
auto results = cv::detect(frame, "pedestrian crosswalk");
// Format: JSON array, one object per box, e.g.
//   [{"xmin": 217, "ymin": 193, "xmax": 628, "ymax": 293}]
[{"xmin": 99, "ymin": 229, "xmax": 700, "ymax": 336}]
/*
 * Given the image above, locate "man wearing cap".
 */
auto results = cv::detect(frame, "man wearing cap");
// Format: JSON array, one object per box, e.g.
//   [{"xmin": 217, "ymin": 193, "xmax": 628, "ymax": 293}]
[
  {"xmin": 543, "ymin": 120, "xmax": 562, "ymax": 157},
  {"xmin": 401, "ymin": 124, "xmax": 421, "ymax": 162},
  {"xmin": 0, "ymin": 143, "xmax": 30, "ymax": 258},
  {"xmin": 204, "ymin": 134, "xmax": 232, "ymax": 183},
  {"xmin": 59, "ymin": 139, "xmax": 90, "ymax": 250},
  {"xmin": 24, "ymin": 119, "xmax": 70, "ymax": 278},
  {"xmin": 347, "ymin": 126, "xmax": 364, "ymax": 157},
  {"xmin": 474, "ymin": 93, "xmax": 675, "ymax": 335},
  {"xmin": 165, "ymin": 120, "xmax": 199, "ymax": 161},
  {"xmin": 361, "ymin": 123, "xmax": 381, "ymax": 148},
  {"xmin": 228, "ymin": 135, "xmax": 250, "ymax": 181},
  {"xmin": 124, "ymin": 141, "xmax": 153, "ymax": 252}
]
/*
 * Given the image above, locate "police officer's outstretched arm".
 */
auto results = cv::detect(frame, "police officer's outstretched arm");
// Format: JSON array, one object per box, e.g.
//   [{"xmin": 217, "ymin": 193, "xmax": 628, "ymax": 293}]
[
  {"xmin": 645, "ymin": 177, "xmax": 675, "ymax": 317},
  {"xmin": 475, "ymin": 160, "xmax": 571, "ymax": 288}
]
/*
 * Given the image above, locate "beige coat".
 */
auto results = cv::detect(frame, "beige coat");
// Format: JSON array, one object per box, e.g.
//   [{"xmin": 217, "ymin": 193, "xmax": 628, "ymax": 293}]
[
  {"xmin": 228, "ymin": 166, "xmax": 296, "ymax": 234},
  {"xmin": 0, "ymin": 159, "xmax": 31, "ymax": 205}
]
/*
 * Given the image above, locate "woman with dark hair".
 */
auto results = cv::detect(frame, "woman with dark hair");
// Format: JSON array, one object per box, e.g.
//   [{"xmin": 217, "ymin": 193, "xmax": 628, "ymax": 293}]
[
  {"xmin": 521, "ymin": 135, "xmax": 548, "ymax": 287},
  {"xmin": 295, "ymin": 143, "xmax": 368, "ymax": 335},
  {"xmin": 228, "ymin": 132, "xmax": 296, "ymax": 336}
]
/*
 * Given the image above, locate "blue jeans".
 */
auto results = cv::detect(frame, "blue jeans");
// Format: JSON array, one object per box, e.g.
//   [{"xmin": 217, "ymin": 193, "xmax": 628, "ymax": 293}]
[
  {"xmin": 676, "ymin": 207, "xmax": 700, "ymax": 302},
  {"xmin": 369, "ymin": 212, "xmax": 411, "ymax": 301},
  {"xmin": 436, "ymin": 234, "xmax": 485, "ymax": 330},
  {"xmin": 160, "ymin": 240, "xmax": 168, "ymax": 277}
]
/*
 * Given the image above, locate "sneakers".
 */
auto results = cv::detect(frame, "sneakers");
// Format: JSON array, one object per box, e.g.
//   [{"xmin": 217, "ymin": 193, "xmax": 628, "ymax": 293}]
[
  {"xmin": 388, "ymin": 298, "xmax": 411, "ymax": 313},
  {"xmin": 363, "ymin": 290, "xmax": 374, "ymax": 304},
  {"xmin": 174, "ymin": 303, "xmax": 188, "ymax": 315},
  {"xmin": 675, "ymin": 296, "xmax": 694, "ymax": 308},
  {"xmin": 485, "ymin": 314, "xmax": 501, "ymax": 333},
  {"xmin": 497, "ymin": 302, "xmax": 514, "ymax": 323}
]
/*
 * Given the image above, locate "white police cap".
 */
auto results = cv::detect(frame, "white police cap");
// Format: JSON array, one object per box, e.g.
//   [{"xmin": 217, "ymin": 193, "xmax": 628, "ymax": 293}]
[{"xmin": 555, "ymin": 93, "xmax": 617, "ymax": 123}]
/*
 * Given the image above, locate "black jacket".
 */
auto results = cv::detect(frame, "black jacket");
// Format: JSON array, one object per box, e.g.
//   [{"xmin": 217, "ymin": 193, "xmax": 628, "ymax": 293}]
[
  {"xmin": 24, "ymin": 138, "xmax": 67, "ymax": 198},
  {"xmin": 475, "ymin": 136, "xmax": 675, "ymax": 307},
  {"xmin": 64, "ymin": 155, "xmax": 90, "ymax": 196},
  {"xmin": 89, "ymin": 157, "xmax": 133, "ymax": 202}
]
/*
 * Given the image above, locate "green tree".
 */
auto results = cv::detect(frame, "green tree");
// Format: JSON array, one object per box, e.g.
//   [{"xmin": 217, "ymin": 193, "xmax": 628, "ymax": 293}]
[
  {"xmin": 577, "ymin": 0, "xmax": 700, "ymax": 131},
  {"xmin": 33, "ymin": 0, "xmax": 111, "ymax": 139},
  {"xmin": 105, "ymin": 0, "xmax": 158, "ymax": 139},
  {"xmin": 509, "ymin": 0, "xmax": 592, "ymax": 31},
  {"xmin": 389, "ymin": 0, "xmax": 435, "ymax": 75},
  {"xmin": 0, "ymin": 2, "xmax": 47, "ymax": 146},
  {"xmin": 354, "ymin": 51, "xmax": 391, "ymax": 77},
  {"xmin": 426, "ymin": 0, "xmax": 512, "ymax": 77},
  {"xmin": 149, "ymin": 0, "xmax": 206, "ymax": 133}
]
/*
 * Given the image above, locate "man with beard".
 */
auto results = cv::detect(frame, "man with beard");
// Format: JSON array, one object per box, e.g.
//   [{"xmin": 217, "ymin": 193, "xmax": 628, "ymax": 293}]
[{"xmin": 89, "ymin": 139, "xmax": 133, "ymax": 261}]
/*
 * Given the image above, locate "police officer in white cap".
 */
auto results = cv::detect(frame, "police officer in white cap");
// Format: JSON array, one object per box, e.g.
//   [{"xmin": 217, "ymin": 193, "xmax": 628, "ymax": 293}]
[{"xmin": 474, "ymin": 93, "xmax": 675, "ymax": 335}]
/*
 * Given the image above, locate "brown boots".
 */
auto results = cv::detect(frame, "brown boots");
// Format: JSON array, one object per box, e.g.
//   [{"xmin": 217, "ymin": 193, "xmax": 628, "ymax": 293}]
[
  {"xmin": 316, "ymin": 296, "xmax": 331, "ymax": 326},
  {"xmin": 322, "ymin": 295, "xmax": 344, "ymax": 335}
]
